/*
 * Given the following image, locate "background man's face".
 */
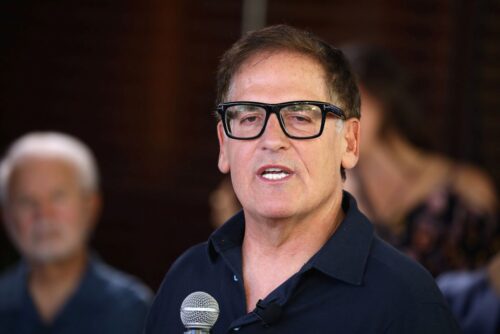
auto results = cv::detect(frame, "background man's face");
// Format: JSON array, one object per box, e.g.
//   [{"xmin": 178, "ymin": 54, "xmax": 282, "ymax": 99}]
[
  {"xmin": 4, "ymin": 157, "xmax": 97, "ymax": 264},
  {"xmin": 217, "ymin": 51, "xmax": 356, "ymax": 222}
]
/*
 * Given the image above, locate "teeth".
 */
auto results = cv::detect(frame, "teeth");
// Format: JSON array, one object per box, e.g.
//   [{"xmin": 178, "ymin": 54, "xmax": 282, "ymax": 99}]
[
  {"xmin": 262, "ymin": 168, "xmax": 289, "ymax": 180},
  {"xmin": 265, "ymin": 168, "xmax": 283, "ymax": 173},
  {"xmin": 262, "ymin": 172, "xmax": 288, "ymax": 180}
]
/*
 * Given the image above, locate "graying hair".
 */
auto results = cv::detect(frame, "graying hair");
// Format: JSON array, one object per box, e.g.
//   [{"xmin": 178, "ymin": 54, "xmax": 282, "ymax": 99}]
[{"xmin": 0, "ymin": 132, "xmax": 99, "ymax": 204}]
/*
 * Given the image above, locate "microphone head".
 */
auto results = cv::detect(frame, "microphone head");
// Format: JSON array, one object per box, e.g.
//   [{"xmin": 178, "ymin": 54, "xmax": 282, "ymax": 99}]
[{"xmin": 180, "ymin": 291, "xmax": 220, "ymax": 330}]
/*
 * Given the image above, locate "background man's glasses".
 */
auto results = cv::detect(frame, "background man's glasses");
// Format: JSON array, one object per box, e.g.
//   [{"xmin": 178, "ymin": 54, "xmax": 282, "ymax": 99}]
[{"xmin": 216, "ymin": 101, "xmax": 345, "ymax": 140}]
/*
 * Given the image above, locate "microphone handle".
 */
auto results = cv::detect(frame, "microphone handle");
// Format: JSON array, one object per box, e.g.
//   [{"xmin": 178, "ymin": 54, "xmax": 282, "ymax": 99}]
[{"xmin": 184, "ymin": 329, "xmax": 210, "ymax": 334}]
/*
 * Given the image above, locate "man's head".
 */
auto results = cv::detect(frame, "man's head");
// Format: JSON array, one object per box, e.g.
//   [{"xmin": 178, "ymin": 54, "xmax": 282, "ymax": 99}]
[
  {"xmin": 0, "ymin": 132, "xmax": 100, "ymax": 264},
  {"xmin": 216, "ymin": 24, "xmax": 360, "ymax": 118},
  {"xmin": 215, "ymin": 25, "xmax": 360, "ymax": 222}
]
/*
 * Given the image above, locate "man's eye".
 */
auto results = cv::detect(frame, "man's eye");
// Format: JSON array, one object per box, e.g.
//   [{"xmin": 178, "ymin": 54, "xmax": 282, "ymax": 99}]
[
  {"xmin": 290, "ymin": 114, "xmax": 311, "ymax": 123},
  {"xmin": 284, "ymin": 111, "xmax": 314, "ymax": 124},
  {"xmin": 15, "ymin": 197, "xmax": 35, "ymax": 210},
  {"xmin": 240, "ymin": 114, "xmax": 262, "ymax": 124}
]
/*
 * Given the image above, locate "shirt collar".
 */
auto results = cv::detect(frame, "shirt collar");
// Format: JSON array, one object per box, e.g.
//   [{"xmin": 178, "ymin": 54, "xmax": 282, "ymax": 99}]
[
  {"xmin": 208, "ymin": 210, "xmax": 245, "ymax": 259},
  {"xmin": 306, "ymin": 192, "xmax": 373, "ymax": 285},
  {"xmin": 208, "ymin": 191, "xmax": 374, "ymax": 285}
]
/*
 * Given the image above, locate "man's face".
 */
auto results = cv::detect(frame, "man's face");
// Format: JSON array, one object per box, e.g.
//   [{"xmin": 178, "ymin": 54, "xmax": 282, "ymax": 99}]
[
  {"xmin": 4, "ymin": 157, "xmax": 98, "ymax": 264},
  {"xmin": 217, "ymin": 51, "xmax": 359, "ymax": 222}
]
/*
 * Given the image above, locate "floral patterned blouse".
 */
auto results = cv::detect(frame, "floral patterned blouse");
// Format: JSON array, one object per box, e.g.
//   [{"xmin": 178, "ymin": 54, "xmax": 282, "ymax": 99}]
[{"xmin": 374, "ymin": 186, "xmax": 499, "ymax": 277}]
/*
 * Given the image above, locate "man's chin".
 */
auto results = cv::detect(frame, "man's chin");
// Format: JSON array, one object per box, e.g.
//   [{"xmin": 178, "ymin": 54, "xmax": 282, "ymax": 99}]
[
  {"xmin": 250, "ymin": 205, "xmax": 298, "ymax": 221},
  {"xmin": 25, "ymin": 246, "xmax": 80, "ymax": 265}
]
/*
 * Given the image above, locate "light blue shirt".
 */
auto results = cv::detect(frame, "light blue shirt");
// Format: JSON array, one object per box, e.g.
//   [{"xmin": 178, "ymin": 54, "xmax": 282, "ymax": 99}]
[{"xmin": 438, "ymin": 270, "xmax": 500, "ymax": 334}]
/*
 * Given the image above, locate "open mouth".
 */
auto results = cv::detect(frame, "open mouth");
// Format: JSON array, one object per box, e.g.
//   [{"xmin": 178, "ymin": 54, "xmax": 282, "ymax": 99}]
[{"xmin": 261, "ymin": 167, "xmax": 291, "ymax": 181}]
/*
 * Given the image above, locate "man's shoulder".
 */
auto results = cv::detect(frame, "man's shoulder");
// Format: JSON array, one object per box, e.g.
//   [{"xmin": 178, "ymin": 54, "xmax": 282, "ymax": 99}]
[
  {"xmin": 0, "ymin": 262, "xmax": 25, "ymax": 309},
  {"xmin": 367, "ymin": 237, "xmax": 445, "ymax": 304},
  {"xmin": 170, "ymin": 242, "xmax": 210, "ymax": 268},
  {"xmin": 437, "ymin": 269, "xmax": 487, "ymax": 296},
  {"xmin": 436, "ymin": 269, "xmax": 495, "ymax": 312},
  {"xmin": 140, "ymin": 241, "xmax": 217, "ymax": 311},
  {"xmin": 144, "ymin": 242, "xmax": 214, "ymax": 334},
  {"xmin": 359, "ymin": 237, "xmax": 461, "ymax": 332},
  {"xmin": 90, "ymin": 258, "xmax": 153, "ymax": 307},
  {"xmin": 160, "ymin": 242, "xmax": 214, "ymax": 286},
  {"xmin": 0, "ymin": 262, "xmax": 22, "ymax": 286}
]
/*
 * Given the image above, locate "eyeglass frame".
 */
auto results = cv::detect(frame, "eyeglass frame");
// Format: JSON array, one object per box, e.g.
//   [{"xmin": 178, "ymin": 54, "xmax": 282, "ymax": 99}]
[{"xmin": 216, "ymin": 100, "xmax": 346, "ymax": 140}]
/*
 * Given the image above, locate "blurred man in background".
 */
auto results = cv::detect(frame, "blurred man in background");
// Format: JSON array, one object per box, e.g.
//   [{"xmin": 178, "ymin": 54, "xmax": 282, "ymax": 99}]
[{"xmin": 0, "ymin": 132, "xmax": 152, "ymax": 334}]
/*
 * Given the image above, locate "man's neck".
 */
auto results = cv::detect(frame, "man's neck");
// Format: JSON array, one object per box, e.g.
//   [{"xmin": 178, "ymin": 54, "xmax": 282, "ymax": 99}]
[
  {"xmin": 241, "ymin": 193, "xmax": 344, "ymax": 311},
  {"xmin": 243, "ymin": 205, "xmax": 343, "ymax": 254},
  {"xmin": 28, "ymin": 249, "xmax": 89, "ymax": 324}
]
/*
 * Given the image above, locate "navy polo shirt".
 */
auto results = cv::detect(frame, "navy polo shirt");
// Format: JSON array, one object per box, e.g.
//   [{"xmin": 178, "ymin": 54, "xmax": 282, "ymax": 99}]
[
  {"xmin": 0, "ymin": 255, "xmax": 153, "ymax": 334},
  {"xmin": 145, "ymin": 192, "xmax": 460, "ymax": 333}
]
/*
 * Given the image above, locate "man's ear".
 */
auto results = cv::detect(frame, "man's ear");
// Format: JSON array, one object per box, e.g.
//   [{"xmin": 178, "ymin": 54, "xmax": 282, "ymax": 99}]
[
  {"xmin": 217, "ymin": 122, "xmax": 230, "ymax": 174},
  {"xmin": 341, "ymin": 118, "xmax": 360, "ymax": 170}
]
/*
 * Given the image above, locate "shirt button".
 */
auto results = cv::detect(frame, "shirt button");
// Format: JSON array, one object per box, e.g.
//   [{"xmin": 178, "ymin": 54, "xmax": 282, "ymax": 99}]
[
  {"xmin": 233, "ymin": 327, "xmax": 240, "ymax": 331},
  {"xmin": 233, "ymin": 274, "xmax": 239, "ymax": 282}
]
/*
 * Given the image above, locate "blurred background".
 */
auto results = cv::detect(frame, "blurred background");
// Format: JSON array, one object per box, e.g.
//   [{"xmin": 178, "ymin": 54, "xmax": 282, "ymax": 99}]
[{"xmin": 1, "ymin": 0, "xmax": 499, "ymax": 290}]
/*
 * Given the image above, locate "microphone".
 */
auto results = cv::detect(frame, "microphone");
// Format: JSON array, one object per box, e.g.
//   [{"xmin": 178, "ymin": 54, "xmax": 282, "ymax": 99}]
[
  {"xmin": 180, "ymin": 291, "xmax": 220, "ymax": 334},
  {"xmin": 255, "ymin": 299, "xmax": 283, "ymax": 327}
]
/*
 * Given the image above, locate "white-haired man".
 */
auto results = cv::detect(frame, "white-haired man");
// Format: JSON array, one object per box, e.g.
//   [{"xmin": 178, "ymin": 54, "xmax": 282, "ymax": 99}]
[{"xmin": 0, "ymin": 132, "xmax": 152, "ymax": 334}]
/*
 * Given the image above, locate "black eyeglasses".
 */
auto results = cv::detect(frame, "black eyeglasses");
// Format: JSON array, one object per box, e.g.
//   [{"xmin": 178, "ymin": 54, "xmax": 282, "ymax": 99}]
[{"xmin": 216, "ymin": 101, "xmax": 345, "ymax": 140}]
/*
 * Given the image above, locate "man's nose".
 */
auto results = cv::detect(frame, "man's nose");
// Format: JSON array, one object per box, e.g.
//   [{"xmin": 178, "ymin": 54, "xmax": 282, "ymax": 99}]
[
  {"xmin": 259, "ymin": 114, "xmax": 290, "ymax": 150},
  {"xmin": 33, "ymin": 201, "xmax": 55, "ymax": 220}
]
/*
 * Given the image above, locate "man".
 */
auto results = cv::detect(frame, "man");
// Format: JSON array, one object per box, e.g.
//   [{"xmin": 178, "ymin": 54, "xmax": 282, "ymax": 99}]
[
  {"xmin": 0, "ymin": 132, "xmax": 152, "ymax": 334},
  {"xmin": 145, "ymin": 25, "xmax": 460, "ymax": 333}
]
